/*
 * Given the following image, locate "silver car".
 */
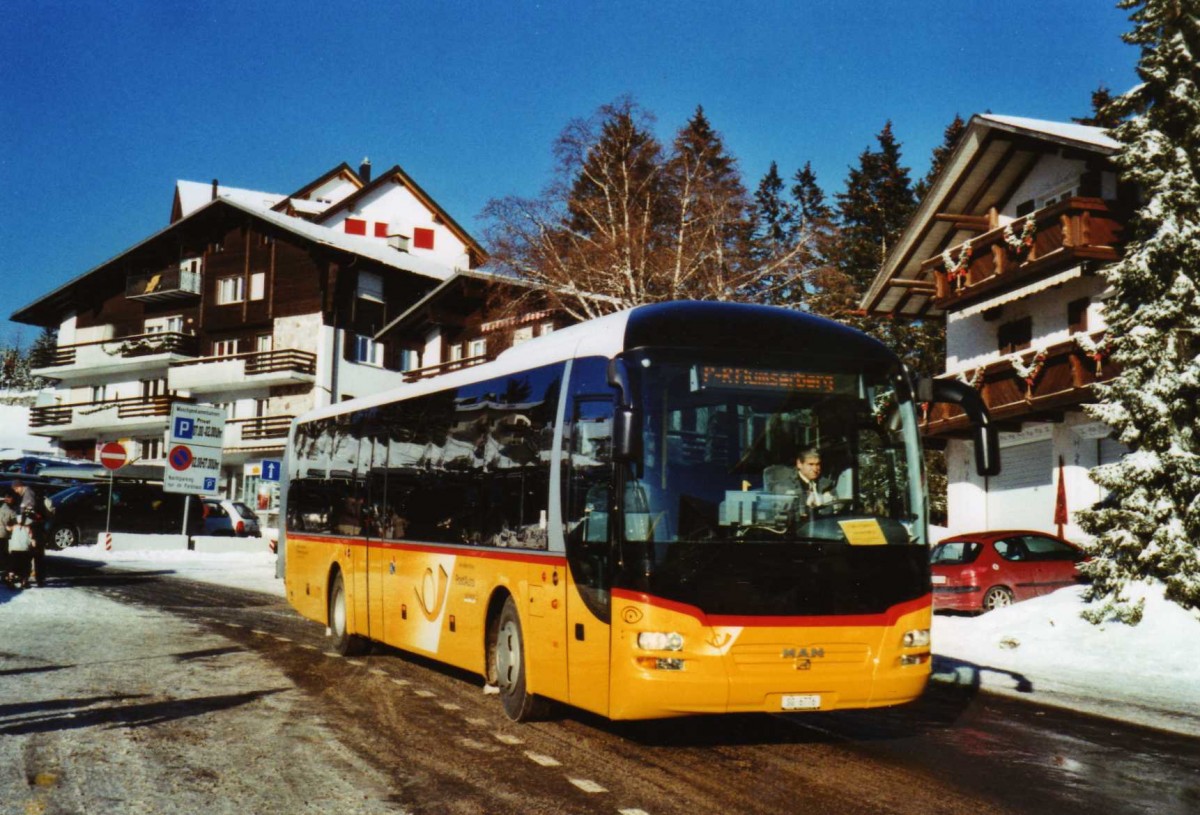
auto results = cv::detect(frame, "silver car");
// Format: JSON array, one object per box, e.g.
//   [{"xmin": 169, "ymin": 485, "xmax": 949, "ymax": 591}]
[{"xmin": 202, "ymin": 499, "xmax": 262, "ymax": 537}]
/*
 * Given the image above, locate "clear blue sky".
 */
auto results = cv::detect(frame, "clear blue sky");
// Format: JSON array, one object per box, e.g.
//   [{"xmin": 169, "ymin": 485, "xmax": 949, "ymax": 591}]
[{"xmin": 0, "ymin": 1, "xmax": 1139, "ymax": 343}]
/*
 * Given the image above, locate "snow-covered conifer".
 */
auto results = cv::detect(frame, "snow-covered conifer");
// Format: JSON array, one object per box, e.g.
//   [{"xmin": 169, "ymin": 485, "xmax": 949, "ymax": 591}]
[{"xmin": 1077, "ymin": 0, "xmax": 1200, "ymax": 620}]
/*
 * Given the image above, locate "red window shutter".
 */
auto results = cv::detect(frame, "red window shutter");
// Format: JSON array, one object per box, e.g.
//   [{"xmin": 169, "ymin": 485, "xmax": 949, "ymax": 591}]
[
  {"xmin": 374, "ymin": 222, "xmax": 389, "ymax": 238},
  {"xmin": 413, "ymin": 227, "xmax": 435, "ymax": 250},
  {"xmin": 344, "ymin": 219, "xmax": 367, "ymax": 236}
]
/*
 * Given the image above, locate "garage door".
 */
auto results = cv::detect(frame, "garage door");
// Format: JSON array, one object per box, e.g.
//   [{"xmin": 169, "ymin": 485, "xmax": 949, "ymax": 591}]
[{"xmin": 987, "ymin": 439, "xmax": 1053, "ymax": 530}]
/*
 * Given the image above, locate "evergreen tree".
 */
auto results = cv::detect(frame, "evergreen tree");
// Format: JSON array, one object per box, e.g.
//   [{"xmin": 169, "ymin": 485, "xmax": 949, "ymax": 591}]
[
  {"xmin": 792, "ymin": 161, "xmax": 832, "ymax": 228},
  {"xmin": 1073, "ymin": 84, "xmax": 1125, "ymax": 129},
  {"xmin": 1076, "ymin": 0, "xmax": 1200, "ymax": 620},
  {"xmin": 484, "ymin": 98, "xmax": 809, "ymax": 316},
  {"xmin": 915, "ymin": 114, "xmax": 966, "ymax": 200},
  {"xmin": 752, "ymin": 161, "xmax": 794, "ymax": 249}
]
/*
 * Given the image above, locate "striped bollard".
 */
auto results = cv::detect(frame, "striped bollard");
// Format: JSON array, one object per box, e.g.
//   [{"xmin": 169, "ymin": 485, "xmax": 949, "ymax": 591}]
[{"xmin": 104, "ymin": 533, "xmax": 112, "ymax": 552}]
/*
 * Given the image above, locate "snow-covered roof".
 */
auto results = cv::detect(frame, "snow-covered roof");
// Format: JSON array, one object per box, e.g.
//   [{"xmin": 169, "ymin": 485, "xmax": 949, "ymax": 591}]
[
  {"xmin": 12, "ymin": 190, "xmax": 460, "ymax": 326},
  {"xmin": 212, "ymin": 197, "xmax": 457, "ymax": 283},
  {"xmin": 860, "ymin": 113, "xmax": 1121, "ymax": 317},
  {"xmin": 978, "ymin": 114, "xmax": 1120, "ymax": 152},
  {"xmin": 282, "ymin": 197, "xmax": 329, "ymax": 215},
  {"xmin": 175, "ymin": 180, "xmax": 287, "ymax": 219}
]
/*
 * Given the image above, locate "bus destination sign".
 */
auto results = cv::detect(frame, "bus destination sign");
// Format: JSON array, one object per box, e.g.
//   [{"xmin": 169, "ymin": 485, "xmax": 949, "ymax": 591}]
[{"xmin": 692, "ymin": 365, "xmax": 841, "ymax": 394}]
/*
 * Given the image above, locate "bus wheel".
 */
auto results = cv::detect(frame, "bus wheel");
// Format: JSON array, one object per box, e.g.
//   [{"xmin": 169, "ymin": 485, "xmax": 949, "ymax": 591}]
[
  {"xmin": 329, "ymin": 572, "xmax": 367, "ymax": 656},
  {"xmin": 494, "ymin": 597, "xmax": 548, "ymax": 722}
]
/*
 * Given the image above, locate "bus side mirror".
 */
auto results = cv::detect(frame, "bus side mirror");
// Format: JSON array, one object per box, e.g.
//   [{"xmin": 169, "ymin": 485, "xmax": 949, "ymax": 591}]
[
  {"xmin": 607, "ymin": 358, "xmax": 642, "ymax": 463},
  {"xmin": 917, "ymin": 377, "xmax": 1001, "ymax": 477}
]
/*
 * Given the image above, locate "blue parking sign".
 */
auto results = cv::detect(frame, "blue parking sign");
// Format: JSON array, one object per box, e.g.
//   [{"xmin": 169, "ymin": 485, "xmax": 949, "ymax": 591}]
[
  {"xmin": 261, "ymin": 460, "xmax": 282, "ymax": 482},
  {"xmin": 203, "ymin": 477, "xmax": 217, "ymax": 491},
  {"xmin": 174, "ymin": 417, "xmax": 195, "ymax": 439}
]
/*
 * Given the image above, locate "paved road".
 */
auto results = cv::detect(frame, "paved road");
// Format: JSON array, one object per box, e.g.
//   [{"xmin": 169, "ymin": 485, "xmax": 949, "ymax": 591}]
[{"xmin": 11, "ymin": 556, "xmax": 1200, "ymax": 815}]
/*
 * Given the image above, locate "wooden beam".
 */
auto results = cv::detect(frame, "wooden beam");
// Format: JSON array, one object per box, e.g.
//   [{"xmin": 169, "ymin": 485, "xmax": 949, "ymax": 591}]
[
  {"xmin": 888, "ymin": 278, "xmax": 938, "ymax": 293},
  {"xmin": 933, "ymin": 213, "xmax": 991, "ymax": 231}
]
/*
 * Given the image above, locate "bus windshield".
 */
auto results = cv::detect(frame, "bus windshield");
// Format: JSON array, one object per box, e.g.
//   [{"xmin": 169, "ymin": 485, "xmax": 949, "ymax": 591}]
[{"xmin": 613, "ymin": 350, "xmax": 929, "ymax": 615}]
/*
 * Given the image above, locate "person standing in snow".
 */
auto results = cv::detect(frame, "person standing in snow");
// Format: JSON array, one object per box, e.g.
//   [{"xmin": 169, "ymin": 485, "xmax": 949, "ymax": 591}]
[
  {"xmin": 4, "ymin": 487, "xmax": 33, "ymax": 588},
  {"xmin": 0, "ymin": 489, "xmax": 18, "ymax": 586},
  {"xmin": 11, "ymin": 480, "xmax": 46, "ymax": 587}
]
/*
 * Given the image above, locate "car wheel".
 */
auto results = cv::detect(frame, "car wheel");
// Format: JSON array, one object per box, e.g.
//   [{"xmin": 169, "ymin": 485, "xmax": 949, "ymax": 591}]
[
  {"xmin": 492, "ymin": 596, "xmax": 549, "ymax": 722},
  {"xmin": 328, "ymin": 572, "xmax": 367, "ymax": 656},
  {"xmin": 982, "ymin": 586, "xmax": 1015, "ymax": 612},
  {"xmin": 51, "ymin": 525, "xmax": 79, "ymax": 550}
]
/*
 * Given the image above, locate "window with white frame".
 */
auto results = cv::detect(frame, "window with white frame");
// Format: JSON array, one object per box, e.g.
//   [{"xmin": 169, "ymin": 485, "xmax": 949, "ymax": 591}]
[
  {"xmin": 139, "ymin": 436, "xmax": 163, "ymax": 460},
  {"xmin": 213, "ymin": 338, "xmax": 240, "ymax": 357},
  {"xmin": 91, "ymin": 384, "xmax": 107, "ymax": 402},
  {"xmin": 144, "ymin": 315, "xmax": 184, "ymax": 334},
  {"xmin": 448, "ymin": 343, "xmax": 464, "ymax": 362},
  {"xmin": 250, "ymin": 271, "xmax": 265, "ymax": 301},
  {"xmin": 468, "ymin": 338, "xmax": 487, "ymax": 358},
  {"xmin": 256, "ymin": 334, "xmax": 273, "ymax": 352},
  {"xmin": 217, "ymin": 275, "xmax": 245, "ymax": 304},
  {"xmin": 354, "ymin": 334, "xmax": 385, "ymax": 366},
  {"xmin": 356, "ymin": 271, "xmax": 384, "ymax": 302},
  {"xmin": 512, "ymin": 326, "xmax": 534, "ymax": 346},
  {"xmin": 539, "ymin": 322, "xmax": 555, "ymax": 336}
]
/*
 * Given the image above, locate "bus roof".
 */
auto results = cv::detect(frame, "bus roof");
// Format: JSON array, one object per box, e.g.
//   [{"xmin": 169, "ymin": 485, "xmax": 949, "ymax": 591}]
[{"xmin": 297, "ymin": 301, "xmax": 896, "ymax": 425}]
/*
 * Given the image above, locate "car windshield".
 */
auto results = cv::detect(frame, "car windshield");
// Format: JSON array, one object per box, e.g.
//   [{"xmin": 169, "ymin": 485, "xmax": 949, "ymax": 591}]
[
  {"xmin": 931, "ymin": 540, "xmax": 982, "ymax": 564},
  {"xmin": 233, "ymin": 502, "xmax": 258, "ymax": 520}
]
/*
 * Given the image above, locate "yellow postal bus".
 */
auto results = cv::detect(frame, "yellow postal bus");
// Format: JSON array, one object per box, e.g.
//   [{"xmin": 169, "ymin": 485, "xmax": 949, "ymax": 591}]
[{"xmin": 281, "ymin": 301, "xmax": 998, "ymax": 721}]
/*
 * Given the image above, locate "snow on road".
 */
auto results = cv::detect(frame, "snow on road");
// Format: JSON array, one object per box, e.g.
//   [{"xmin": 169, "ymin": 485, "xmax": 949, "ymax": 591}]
[
  {"xmin": 1, "ymin": 555, "xmax": 402, "ymax": 814},
  {"xmin": 3, "ymin": 543, "xmax": 1199, "ymax": 812},
  {"xmin": 36, "ymin": 543, "xmax": 1200, "ymax": 739}
]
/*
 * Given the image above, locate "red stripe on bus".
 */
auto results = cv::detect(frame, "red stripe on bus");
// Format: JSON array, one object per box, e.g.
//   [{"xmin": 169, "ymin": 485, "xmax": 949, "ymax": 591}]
[
  {"xmin": 611, "ymin": 589, "xmax": 930, "ymax": 628},
  {"xmin": 285, "ymin": 533, "xmax": 567, "ymax": 566}
]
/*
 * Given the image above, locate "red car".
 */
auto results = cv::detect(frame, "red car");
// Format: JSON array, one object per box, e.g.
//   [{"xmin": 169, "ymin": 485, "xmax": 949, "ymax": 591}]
[{"xmin": 930, "ymin": 530, "xmax": 1089, "ymax": 613}]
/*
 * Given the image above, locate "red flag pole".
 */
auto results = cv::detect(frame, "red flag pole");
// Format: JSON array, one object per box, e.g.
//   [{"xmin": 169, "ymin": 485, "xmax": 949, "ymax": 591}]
[{"xmin": 1054, "ymin": 455, "xmax": 1068, "ymax": 537}]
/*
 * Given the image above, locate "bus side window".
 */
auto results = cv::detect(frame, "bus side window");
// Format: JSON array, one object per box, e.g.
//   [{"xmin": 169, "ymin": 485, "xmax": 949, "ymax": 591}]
[{"xmin": 563, "ymin": 357, "xmax": 616, "ymax": 621}]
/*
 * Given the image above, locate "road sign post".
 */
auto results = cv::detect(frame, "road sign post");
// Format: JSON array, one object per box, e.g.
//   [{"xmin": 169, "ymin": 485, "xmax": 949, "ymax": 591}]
[{"xmin": 99, "ymin": 442, "xmax": 126, "ymax": 535}]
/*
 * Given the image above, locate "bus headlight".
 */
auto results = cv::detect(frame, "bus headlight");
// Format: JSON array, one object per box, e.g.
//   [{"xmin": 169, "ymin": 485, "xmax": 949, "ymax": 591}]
[
  {"xmin": 901, "ymin": 629, "xmax": 930, "ymax": 648},
  {"xmin": 637, "ymin": 632, "xmax": 684, "ymax": 652}
]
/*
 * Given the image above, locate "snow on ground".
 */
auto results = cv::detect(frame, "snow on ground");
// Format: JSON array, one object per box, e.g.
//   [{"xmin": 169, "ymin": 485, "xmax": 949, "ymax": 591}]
[{"xmin": 35, "ymin": 544, "xmax": 1200, "ymax": 737}]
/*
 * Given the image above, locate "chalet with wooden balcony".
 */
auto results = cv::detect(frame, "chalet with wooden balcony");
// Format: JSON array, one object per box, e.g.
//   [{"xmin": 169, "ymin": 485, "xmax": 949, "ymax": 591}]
[
  {"xmin": 862, "ymin": 115, "xmax": 1133, "ymax": 539},
  {"xmin": 12, "ymin": 160, "xmax": 487, "ymax": 520},
  {"xmin": 375, "ymin": 270, "xmax": 571, "ymax": 382}
]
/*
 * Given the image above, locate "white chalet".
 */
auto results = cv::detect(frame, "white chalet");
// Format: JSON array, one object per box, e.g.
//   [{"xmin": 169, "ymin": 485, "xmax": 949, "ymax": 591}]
[{"xmin": 862, "ymin": 115, "xmax": 1133, "ymax": 539}]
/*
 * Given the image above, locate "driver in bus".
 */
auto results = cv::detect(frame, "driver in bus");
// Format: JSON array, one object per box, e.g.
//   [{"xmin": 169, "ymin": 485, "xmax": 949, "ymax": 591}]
[{"xmin": 765, "ymin": 447, "xmax": 835, "ymax": 508}]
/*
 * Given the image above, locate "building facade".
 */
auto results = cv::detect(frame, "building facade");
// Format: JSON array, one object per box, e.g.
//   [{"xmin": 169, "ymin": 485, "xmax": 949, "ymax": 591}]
[
  {"xmin": 13, "ymin": 161, "xmax": 488, "ymax": 523},
  {"xmin": 862, "ymin": 115, "xmax": 1133, "ymax": 539}
]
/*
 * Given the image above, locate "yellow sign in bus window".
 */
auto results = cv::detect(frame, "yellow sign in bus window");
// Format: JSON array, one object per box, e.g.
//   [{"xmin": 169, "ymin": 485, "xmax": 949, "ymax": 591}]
[{"xmin": 838, "ymin": 519, "xmax": 888, "ymax": 546}]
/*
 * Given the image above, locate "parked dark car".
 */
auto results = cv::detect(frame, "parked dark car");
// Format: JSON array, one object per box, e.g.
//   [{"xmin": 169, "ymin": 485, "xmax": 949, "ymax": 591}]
[
  {"xmin": 1, "ymin": 456, "xmax": 98, "ymax": 478},
  {"xmin": 45, "ymin": 483, "xmax": 203, "ymax": 548},
  {"xmin": 931, "ymin": 530, "xmax": 1089, "ymax": 613},
  {"xmin": 202, "ymin": 499, "xmax": 262, "ymax": 537}
]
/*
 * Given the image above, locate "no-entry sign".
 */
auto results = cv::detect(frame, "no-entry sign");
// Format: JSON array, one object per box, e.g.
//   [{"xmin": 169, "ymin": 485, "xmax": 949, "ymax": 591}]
[{"xmin": 99, "ymin": 441, "xmax": 127, "ymax": 470}]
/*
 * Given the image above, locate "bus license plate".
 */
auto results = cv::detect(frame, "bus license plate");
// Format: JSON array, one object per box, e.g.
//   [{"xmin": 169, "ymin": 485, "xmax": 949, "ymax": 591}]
[
  {"xmin": 931, "ymin": 574, "xmax": 947, "ymax": 584},
  {"xmin": 781, "ymin": 694, "xmax": 821, "ymax": 711}
]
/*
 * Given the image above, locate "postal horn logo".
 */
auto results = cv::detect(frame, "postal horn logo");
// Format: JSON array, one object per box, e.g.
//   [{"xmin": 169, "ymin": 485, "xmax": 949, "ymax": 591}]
[{"xmin": 416, "ymin": 565, "xmax": 450, "ymax": 621}]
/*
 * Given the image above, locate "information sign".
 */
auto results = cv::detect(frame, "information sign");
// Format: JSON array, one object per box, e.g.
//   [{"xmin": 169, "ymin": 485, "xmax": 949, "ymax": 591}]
[{"xmin": 164, "ymin": 404, "xmax": 225, "ymax": 495}]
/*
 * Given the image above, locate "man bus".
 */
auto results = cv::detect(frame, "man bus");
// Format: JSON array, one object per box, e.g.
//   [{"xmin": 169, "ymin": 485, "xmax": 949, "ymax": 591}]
[{"xmin": 280, "ymin": 301, "xmax": 998, "ymax": 721}]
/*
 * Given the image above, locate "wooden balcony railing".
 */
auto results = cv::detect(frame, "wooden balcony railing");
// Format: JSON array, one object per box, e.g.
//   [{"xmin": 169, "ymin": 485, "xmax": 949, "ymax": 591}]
[
  {"xmin": 229, "ymin": 415, "xmax": 294, "ymax": 441},
  {"xmin": 32, "ymin": 332, "xmax": 198, "ymax": 369},
  {"xmin": 172, "ymin": 348, "xmax": 316, "ymax": 376},
  {"xmin": 924, "ymin": 331, "xmax": 1117, "ymax": 437},
  {"xmin": 29, "ymin": 395, "xmax": 189, "ymax": 428},
  {"xmin": 924, "ymin": 197, "xmax": 1126, "ymax": 309},
  {"xmin": 402, "ymin": 354, "xmax": 489, "ymax": 382}
]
